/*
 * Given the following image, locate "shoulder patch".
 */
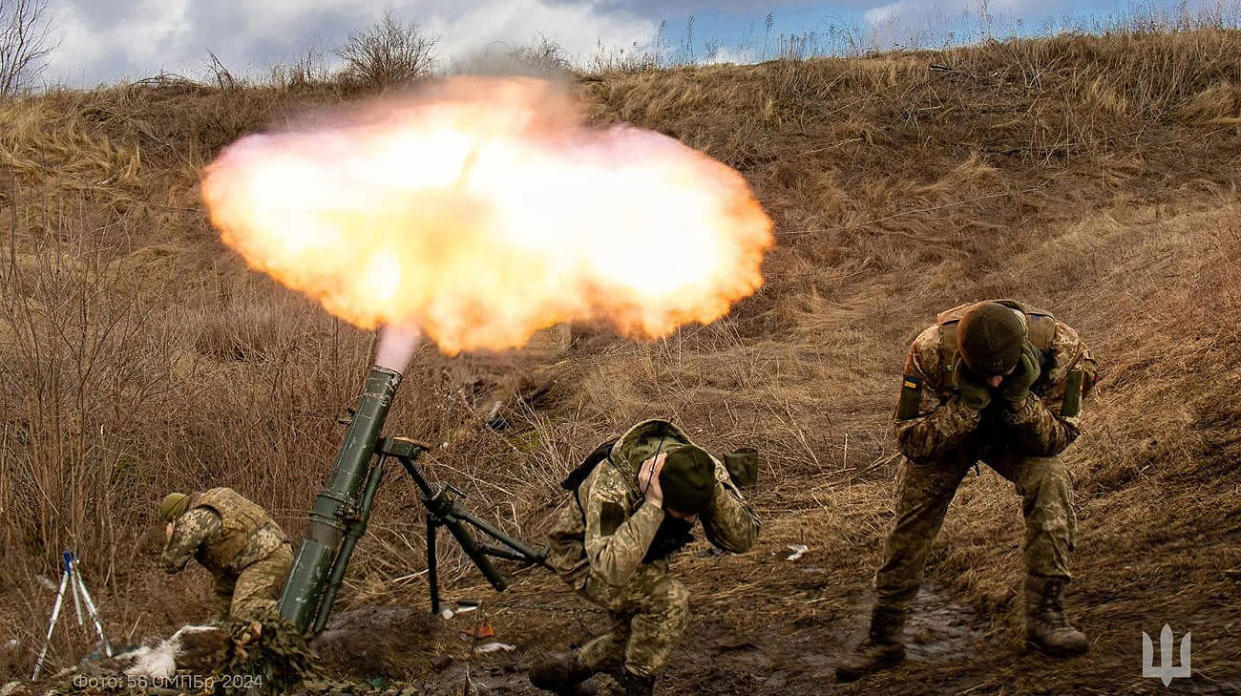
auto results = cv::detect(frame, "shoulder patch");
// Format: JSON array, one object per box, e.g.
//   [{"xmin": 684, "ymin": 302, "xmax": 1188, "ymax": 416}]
[
  {"xmin": 599, "ymin": 503, "xmax": 626, "ymax": 537},
  {"xmin": 897, "ymin": 374, "xmax": 923, "ymax": 420},
  {"xmin": 1061, "ymin": 369, "xmax": 1083, "ymax": 418}
]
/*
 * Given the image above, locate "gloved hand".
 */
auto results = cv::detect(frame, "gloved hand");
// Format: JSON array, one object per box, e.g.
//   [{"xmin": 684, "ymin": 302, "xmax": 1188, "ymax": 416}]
[
  {"xmin": 953, "ymin": 355, "xmax": 992, "ymax": 411},
  {"xmin": 999, "ymin": 340, "xmax": 1041, "ymax": 409}
]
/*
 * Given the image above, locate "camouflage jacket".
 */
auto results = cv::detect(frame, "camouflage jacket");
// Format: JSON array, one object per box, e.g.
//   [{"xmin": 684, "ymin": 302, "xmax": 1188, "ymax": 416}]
[
  {"xmin": 546, "ymin": 420, "xmax": 761, "ymax": 590},
  {"xmin": 894, "ymin": 303, "xmax": 1098, "ymax": 463},
  {"xmin": 162, "ymin": 487, "xmax": 287, "ymax": 577}
]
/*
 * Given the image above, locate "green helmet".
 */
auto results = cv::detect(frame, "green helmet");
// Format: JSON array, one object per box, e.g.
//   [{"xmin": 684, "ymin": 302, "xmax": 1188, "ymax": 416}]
[
  {"xmin": 160, "ymin": 492, "xmax": 190, "ymax": 520},
  {"xmin": 658, "ymin": 445, "xmax": 715, "ymax": 515},
  {"xmin": 957, "ymin": 302, "xmax": 1025, "ymax": 377}
]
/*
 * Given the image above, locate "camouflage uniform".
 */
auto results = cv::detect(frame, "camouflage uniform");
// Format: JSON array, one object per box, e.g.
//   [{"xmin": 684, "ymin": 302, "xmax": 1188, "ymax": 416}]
[
  {"xmin": 545, "ymin": 420, "xmax": 761, "ymax": 678},
  {"xmin": 162, "ymin": 487, "xmax": 293, "ymax": 621},
  {"xmin": 876, "ymin": 300, "xmax": 1098, "ymax": 612}
]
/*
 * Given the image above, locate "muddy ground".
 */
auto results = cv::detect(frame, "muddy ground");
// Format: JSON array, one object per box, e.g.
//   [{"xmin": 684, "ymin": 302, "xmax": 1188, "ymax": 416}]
[
  {"xmin": 317, "ymin": 582, "xmax": 1237, "ymax": 696},
  {"xmin": 314, "ymin": 584, "xmax": 986, "ymax": 696},
  {"xmin": 314, "ymin": 558, "xmax": 1238, "ymax": 696}
]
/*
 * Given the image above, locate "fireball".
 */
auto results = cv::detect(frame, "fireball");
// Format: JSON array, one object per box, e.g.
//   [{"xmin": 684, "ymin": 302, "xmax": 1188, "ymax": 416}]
[{"xmin": 201, "ymin": 76, "xmax": 774, "ymax": 356}]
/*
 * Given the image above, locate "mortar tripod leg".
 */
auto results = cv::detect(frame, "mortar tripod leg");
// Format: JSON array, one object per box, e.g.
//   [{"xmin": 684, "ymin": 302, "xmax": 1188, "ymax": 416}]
[{"xmin": 427, "ymin": 512, "xmax": 441, "ymax": 615}]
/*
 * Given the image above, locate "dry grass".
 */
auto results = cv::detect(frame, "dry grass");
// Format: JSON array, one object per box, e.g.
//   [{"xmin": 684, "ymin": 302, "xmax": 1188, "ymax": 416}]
[{"xmin": 2, "ymin": 29, "xmax": 1241, "ymax": 689}]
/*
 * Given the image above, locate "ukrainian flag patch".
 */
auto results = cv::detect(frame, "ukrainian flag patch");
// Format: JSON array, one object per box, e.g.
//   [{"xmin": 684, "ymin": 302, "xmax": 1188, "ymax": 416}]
[{"xmin": 897, "ymin": 374, "xmax": 922, "ymax": 420}]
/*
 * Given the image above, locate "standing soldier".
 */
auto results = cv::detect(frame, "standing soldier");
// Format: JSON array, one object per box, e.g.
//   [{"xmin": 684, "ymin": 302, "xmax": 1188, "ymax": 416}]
[
  {"xmin": 160, "ymin": 487, "xmax": 294, "ymax": 622},
  {"xmin": 837, "ymin": 300, "xmax": 1098, "ymax": 681},
  {"xmin": 530, "ymin": 419, "xmax": 761, "ymax": 696}
]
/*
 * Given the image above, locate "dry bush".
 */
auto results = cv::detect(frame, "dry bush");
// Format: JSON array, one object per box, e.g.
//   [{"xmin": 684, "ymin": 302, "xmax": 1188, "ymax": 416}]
[
  {"xmin": 0, "ymin": 0, "xmax": 55, "ymax": 95},
  {"xmin": 270, "ymin": 47, "xmax": 332, "ymax": 91},
  {"xmin": 335, "ymin": 12, "xmax": 437, "ymax": 90},
  {"xmin": 585, "ymin": 42, "xmax": 659, "ymax": 75},
  {"xmin": 452, "ymin": 35, "xmax": 573, "ymax": 79}
]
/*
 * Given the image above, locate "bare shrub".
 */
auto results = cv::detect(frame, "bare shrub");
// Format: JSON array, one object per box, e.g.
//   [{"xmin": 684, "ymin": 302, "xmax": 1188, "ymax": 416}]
[
  {"xmin": 335, "ymin": 12, "xmax": 437, "ymax": 89},
  {"xmin": 508, "ymin": 34, "xmax": 572, "ymax": 76},
  {"xmin": 271, "ymin": 47, "xmax": 331, "ymax": 90},
  {"xmin": 585, "ymin": 41, "xmax": 658, "ymax": 74},
  {"xmin": 0, "ymin": 0, "xmax": 55, "ymax": 95},
  {"xmin": 204, "ymin": 51, "xmax": 237, "ymax": 89},
  {"xmin": 453, "ymin": 34, "xmax": 572, "ymax": 78}
]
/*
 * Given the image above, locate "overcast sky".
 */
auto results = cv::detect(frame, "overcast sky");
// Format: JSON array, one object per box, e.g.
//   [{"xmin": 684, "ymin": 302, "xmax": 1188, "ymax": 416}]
[{"xmin": 44, "ymin": 0, "xmax": 1149, "ymax": 86}]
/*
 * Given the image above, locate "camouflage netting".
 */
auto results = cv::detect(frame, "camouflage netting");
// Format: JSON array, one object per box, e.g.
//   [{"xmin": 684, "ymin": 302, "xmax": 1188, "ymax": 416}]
[
  {"xmin": 27, "ymin": 607, "xmax": 430, "ymax": 696},
  {"xmin": 40, "ymin": 609, "xmax": 311, "ymax": 695},
  {"xmin": 216, "ymin": 607, "xmax": 320, "ymax": 693}
]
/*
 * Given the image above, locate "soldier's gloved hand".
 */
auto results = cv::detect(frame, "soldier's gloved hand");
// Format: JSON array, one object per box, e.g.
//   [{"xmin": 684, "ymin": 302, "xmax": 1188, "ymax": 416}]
[
  {"xmin": 953, "ymin": 355, "xmax": 992, "ymax": 412},
  {"xmin": 999, "ymin": 340, "xmax": 1041, "ymax": 409}
]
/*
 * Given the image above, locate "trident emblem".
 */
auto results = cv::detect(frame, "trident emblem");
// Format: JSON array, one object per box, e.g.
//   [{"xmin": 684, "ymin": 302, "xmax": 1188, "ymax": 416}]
[{"xmin": 1142, "ymin": 624, "xmax": 1191, "ymax": 686}]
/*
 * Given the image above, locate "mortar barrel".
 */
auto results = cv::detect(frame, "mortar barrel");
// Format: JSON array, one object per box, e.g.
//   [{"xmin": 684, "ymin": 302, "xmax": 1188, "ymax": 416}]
[{"xmin": 278, "ymin": 365, "xmax": 402, "ymax": 631}]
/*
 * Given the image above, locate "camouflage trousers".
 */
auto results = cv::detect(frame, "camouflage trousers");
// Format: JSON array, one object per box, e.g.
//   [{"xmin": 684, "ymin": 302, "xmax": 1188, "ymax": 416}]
[
  {"xmin": 875, "ymin": 452, "xmax": 1077, "ymax": 612},
  {"xmin": 575, "ymin": 563, "xmax": 690, "ymax": 678},
  {"xmin": 212, "ymin": 544, "xmax": 294, "ymax": 621}
]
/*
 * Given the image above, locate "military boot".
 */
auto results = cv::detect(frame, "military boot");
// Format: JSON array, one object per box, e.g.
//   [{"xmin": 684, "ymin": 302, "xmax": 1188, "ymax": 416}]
[
  {"xmin": 835, "ymin": 606, "xmax": 907, "ymax": 682},
  {"xmin": 528, "ymin": 651, "xmax": 597, "ymax": 695},
  {"xmin": 1025, "ymin": 577, "xmax": 1088, "ymax": 657},
  {"xmin": 618, "ymin": 670, "xmax": 655, "ymax": 696}
]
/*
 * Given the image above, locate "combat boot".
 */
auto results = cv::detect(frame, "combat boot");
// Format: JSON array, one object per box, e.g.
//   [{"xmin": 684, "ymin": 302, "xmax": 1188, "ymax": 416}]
[
  {"xmin": 835, "ymin": 606, "xmax": 907, "ymax": 682},
  {"xmin": 528, "ymin": 651, "xmax": 597, "ymax": 695},
  {"xmin": 1025, "ymin": 576, "xmax": 1088, "ymax": 657},
  {"xmin": 618, "ymin": 670, "xmax": 655, "ymax": 696}
]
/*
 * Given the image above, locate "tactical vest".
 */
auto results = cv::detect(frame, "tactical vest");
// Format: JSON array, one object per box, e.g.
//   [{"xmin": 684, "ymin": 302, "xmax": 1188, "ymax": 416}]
[
  {"xmin": 189, "ymin": 487, "xmax": 283, "ymax": 573},
  {"xmin": 937, "ymin": 299, "xmax": 1056, "ymax": 367}
]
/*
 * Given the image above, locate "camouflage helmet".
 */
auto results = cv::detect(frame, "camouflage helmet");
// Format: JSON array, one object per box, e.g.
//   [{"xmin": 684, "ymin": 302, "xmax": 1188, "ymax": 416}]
[
  {"xmin": 659, "ymin": 444, "xmax": 715, "ymax": 515},
  {"xmin": 957, "ymin": 302, "xmax": 1026, "ymax": 377},
  {"xmin": 160, "ymin": 492, "xmax": 190, "ymax": 520}
]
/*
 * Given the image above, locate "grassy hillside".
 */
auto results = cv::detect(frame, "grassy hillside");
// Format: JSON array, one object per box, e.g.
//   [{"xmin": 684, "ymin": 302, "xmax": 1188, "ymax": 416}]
[{"xmin": 2, "ymin": 29, "xmax": 1240, "ymax": 692}]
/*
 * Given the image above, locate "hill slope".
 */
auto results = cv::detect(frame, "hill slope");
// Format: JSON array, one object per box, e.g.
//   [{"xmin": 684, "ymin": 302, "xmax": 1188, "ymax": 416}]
[{"xmin": 2, "ymin": 30, "xmax": 1240, "ymax": 693}]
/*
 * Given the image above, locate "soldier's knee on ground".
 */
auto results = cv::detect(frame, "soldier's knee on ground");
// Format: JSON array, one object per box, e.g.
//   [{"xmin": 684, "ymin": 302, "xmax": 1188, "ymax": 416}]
[{"xmin": 576, "ymin": 618, "xmax": 629, "ymax": 674}]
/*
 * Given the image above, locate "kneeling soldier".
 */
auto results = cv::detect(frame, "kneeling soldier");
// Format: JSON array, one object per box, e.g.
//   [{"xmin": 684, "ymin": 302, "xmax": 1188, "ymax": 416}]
[
  {"xmin": 160, "ymin": 487, "xmax": 294, "ymax": 622},
  {"xmin": 838, "ymin": 300, "xmax": 1098, "ymax": 681},
  {"xmin": 531, "ymin": 419, "xmax": 761, "ymax": 696}
]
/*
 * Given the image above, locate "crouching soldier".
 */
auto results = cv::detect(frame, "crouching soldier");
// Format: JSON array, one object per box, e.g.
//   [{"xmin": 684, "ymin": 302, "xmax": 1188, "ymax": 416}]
[
  {"xmin": 159, "ymin": 487, "xmax": 294, "ymax": 622},
  {"xmin": 530, "ymin": 420, "xmax": 761, "ymax": 696},
  {"xmin": 837, "ymin": 300, "xmax": 1098, "ymax": 681}
]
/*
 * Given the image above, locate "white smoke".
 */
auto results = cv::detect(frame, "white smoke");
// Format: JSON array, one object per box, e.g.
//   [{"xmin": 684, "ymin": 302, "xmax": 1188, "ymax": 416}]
[{"xmin": 375, "ymin": 326, "xmax": 423, "ymax": 374}]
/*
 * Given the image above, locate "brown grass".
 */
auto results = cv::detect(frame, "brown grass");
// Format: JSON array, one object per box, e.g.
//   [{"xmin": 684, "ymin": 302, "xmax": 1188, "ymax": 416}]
[{"xmin": 2, "ymin": 29, "xmax": 1241, "ymax": 690}]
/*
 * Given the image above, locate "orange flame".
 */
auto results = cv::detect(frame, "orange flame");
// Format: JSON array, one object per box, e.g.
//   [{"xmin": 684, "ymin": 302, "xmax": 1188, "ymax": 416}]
[{"xmin": 201, "ymin": 76, "xmax": 774, "ymax": 355}]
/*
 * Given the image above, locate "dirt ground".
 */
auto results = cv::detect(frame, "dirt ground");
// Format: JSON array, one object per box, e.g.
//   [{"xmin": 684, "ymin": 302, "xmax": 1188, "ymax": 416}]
[
  {"xmin": 315, "ymin": 565, "xmax": 1237, "ymax": 696},
  {"xmin": 308, "ymin": 581, "xmax": 987, "ymax": 696}
]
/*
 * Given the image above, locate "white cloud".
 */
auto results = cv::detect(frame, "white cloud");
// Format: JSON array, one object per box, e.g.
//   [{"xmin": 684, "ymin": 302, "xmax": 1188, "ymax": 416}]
[
  {"xmin": 424, "ymin": 0, "xmax": 657, "ymax": 65},
  {"xmin": 863, "ymin": 2, "xmax": 901, "ymax": 25},
  {"xmin": 51, "ymin": 0, "xmax": 195, "ymax": 85},
  {"xmin": 44, "ymin": 0, "xmax": 659, "ymax": 87},
  {"xmin": 859, "ymin": 0, "xmax": 1057, "ymax": 48}
]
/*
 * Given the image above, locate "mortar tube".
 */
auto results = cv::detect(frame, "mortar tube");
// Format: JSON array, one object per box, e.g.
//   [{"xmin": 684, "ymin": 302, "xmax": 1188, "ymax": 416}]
[{"xmin": 277, "ymin": 365, "xmax": 402, "ymax": 632}]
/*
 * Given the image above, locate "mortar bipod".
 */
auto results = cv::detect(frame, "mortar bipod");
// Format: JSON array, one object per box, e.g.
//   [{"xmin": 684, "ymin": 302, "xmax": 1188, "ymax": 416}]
[
  {"xmin": 382, "ymin": 436, "xmax": 550, "ymax": 616},
  {"xmin": 310, "ymin": 436, "xmax": 549, "ymax": 632}
]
